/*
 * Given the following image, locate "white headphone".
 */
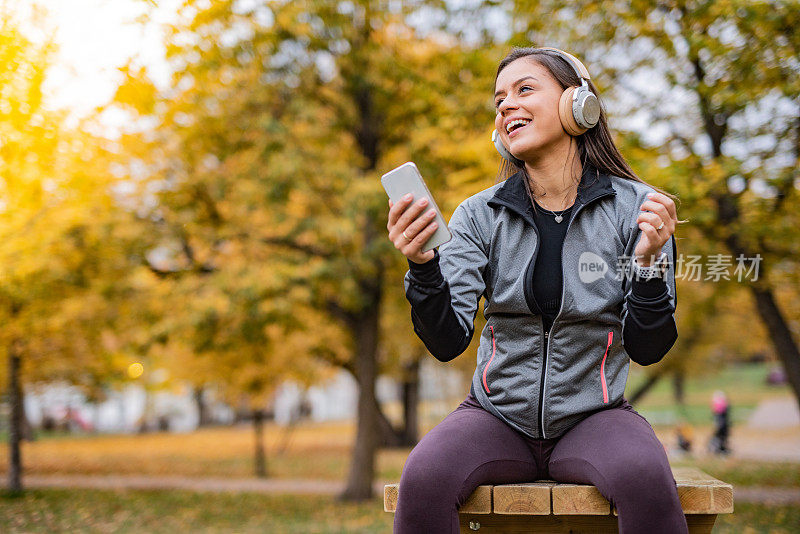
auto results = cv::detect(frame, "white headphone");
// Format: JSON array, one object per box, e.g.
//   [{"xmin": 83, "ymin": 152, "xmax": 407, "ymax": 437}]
[{"xmin": 492, "ymin": 47, "xmax": 600, "ymax": 166}]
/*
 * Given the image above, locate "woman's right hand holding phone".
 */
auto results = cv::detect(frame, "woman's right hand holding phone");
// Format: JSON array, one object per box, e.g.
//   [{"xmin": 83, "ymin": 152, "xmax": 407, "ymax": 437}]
[{"xmin": 387, "ymin": 193, "xmax": 438, "ymax": 264}]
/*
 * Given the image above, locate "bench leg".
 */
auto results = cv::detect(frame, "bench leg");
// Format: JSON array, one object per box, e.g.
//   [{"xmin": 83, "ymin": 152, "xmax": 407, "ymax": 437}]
[
  {"xmin": 686, "ymin": 514, "xmax": 717, "ymax": 534},
  {"xmin": 457, "ymin": 514, "xmax": 718, "ymax": 533}
]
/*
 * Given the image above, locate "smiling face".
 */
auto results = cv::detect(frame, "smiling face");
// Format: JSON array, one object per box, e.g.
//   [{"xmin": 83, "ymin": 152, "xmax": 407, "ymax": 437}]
[{"xmin": 493, "ymin": 57, "xmax": 572, "ymax": 164}]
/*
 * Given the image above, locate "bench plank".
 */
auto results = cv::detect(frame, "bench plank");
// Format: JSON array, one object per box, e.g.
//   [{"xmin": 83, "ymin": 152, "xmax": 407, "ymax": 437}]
[
  {"xmin": 552, "ymin": 484, "xmax": 611, "ymax": 515},
  {"xmin": 674, "ymin": 466, "xmax": 734, "ymax": 514},
  {"xmin": 461, "ymin": 485, "xmax": 493, "ymax": 514},
  {"xmin": 493, "ymin": 482, "xmax": 553, "ymax": 515},
  {"xmin": 384, "ymin": 483, "xmax": 492, "ymax": 514},
  {"xmin": 383, "ymin": 484, "xmax": 397, "ymax": 513}
]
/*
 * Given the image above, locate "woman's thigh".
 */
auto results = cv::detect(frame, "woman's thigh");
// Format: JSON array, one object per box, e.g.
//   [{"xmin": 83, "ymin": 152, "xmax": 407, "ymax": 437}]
[
  {"xmin": 547, "ymin": 402, "xmax": 687, "ymax": 533},
  {"xmin": 394, "ymin": 394, "xmax": 540, "ymax": 534},
  {"xmin": 548, "ymin": 402, "xmax": 671, "ymax": 485}
]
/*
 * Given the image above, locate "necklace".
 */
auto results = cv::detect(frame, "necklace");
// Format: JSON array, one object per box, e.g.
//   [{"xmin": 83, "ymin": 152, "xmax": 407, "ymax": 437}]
[
  {"xmin": 536, "ymin": 203, "xmax": 572, "ymax": 223},
  {"xmin": 533, "ymin": 189, "xmax": 577, "ymax": 224},
  {"xmin": 523, "ymin": 174, "xmax": 579, "ymax": 224}
]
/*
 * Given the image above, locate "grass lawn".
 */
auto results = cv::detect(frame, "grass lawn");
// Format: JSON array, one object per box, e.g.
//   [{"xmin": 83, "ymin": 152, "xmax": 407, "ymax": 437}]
[
  {"xmin": 671, "ymin": 456, "xmax": 800, "ymax": 488},
  {"xmin": 712, "ymin": 502, "xmax": 800, "ymax": 533},
  {"xmin": 0, "ymin": 488, "xmax": 798, "ymax": 533},
  {"xmin": 0, "ymin": 488, "xmax": 392, "ymax": 533}
]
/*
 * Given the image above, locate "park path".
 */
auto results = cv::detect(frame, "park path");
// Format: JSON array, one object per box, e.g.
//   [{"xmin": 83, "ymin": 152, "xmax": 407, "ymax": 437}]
[
  {"xmin": 3, "ymin": 473, "xmax": 799, "ymax": 505},
  {"xmin": 7, "ymin": 473, "xmax": 379, "ymax": 496}
]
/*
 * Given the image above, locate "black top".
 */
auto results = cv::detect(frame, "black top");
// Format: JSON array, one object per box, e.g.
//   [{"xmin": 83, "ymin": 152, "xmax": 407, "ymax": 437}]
[{"xmin": 530, "ymin": 200, "xmax": 573, "ymax": 333}]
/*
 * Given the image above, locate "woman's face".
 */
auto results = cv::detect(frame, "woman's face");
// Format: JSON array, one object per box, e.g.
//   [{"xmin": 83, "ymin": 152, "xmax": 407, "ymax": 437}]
[{"xmin": 493, "ymin": 58, "xmax": 571, "ymax": 163}]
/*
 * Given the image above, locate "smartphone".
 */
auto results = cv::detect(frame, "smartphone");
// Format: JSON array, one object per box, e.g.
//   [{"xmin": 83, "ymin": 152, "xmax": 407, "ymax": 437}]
[{"xmin": 381, "ymin": 162, "xmax": 452, "ymax": 252}]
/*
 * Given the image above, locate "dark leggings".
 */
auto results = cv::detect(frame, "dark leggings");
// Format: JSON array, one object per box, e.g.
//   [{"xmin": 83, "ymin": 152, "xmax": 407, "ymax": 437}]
[{"xmin": 394, "ymin": 392, "xmax": 688, "ymax": 534}]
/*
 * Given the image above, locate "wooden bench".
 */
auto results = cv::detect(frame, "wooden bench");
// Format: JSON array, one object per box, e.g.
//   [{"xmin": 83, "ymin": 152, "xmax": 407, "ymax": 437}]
[{"xmin": 384, "ymin": 466, "xmax": 733, "ymax": 533}]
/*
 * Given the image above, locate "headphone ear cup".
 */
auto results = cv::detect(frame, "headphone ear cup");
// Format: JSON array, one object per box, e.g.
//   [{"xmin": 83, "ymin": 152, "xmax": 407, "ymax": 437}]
[
  {"xmin": 558, "ymin": 87, "xmax": 587, "ymax": 136},
  {"xmin": 492, "ymin": 129, "xmax": 524, "ymax": 167}
]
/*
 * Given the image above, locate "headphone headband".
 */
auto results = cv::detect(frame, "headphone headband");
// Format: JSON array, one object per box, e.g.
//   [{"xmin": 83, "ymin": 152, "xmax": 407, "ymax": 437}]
[{"xmin": 533, "ymin": 47, "xmax": 592, "ymax": 82}]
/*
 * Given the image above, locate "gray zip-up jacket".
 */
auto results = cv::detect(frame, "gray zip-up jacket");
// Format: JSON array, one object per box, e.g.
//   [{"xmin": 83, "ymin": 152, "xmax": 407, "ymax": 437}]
[{"xmin": 404, "ymin": 167, "xmax": 677, "ymax": 439}]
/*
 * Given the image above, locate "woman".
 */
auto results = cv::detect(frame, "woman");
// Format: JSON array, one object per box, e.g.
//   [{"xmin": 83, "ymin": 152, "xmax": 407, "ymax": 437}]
[{"xmin": 386, "ymin": 47, "xmax": 686, "ymax": 533}]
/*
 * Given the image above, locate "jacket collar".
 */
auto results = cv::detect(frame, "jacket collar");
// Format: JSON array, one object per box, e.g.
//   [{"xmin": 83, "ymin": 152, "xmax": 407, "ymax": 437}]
[{"xmin": 487, "ymin": 163, "xmax": 616, "ymax": 226}]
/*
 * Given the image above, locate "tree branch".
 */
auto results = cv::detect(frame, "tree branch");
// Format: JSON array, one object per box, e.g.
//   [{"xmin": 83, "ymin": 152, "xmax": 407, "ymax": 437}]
[
  {"xmin": 259, "ymin": 236, "xmax": 335, "ymax": 259},
  {"xmin": 325, "ymin": 298, "xmax": 357, "ymax": 330}
]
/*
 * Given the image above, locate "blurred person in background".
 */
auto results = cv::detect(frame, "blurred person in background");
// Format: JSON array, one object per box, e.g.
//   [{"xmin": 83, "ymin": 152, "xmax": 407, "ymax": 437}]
[{"xmin": 709, "ymin": 390, "xmax": 731, "ymax": 455}]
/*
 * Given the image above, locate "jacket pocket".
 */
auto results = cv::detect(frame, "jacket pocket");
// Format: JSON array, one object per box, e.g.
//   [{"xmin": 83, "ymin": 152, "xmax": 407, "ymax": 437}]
[
  {"xmin": 482, "ymin": 326, "xmax": 496, "ymax": 394},
  {"xmin": 600, "ymin": 331, "xmax": 613, "ymax": 404}
]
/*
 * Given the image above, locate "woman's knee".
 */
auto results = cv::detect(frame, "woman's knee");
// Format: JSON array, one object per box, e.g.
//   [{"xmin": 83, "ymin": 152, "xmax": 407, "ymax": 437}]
[
  {"xmin": 396, "ymin": 447, "xmax": 465, "ymax": 523},
  {"xmin": 399, "ymin": 434, "xmax": 465, "ymax": 492},
  {"xmin": 605, "ymin": 455, "xmax": 675, "ymax": 498}
]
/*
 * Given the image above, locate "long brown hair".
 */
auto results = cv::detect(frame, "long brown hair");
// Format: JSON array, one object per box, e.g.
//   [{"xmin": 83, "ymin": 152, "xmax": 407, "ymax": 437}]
[{"xmin": 493, "ymin": 47, "xmax": 680, "ymax": 208}]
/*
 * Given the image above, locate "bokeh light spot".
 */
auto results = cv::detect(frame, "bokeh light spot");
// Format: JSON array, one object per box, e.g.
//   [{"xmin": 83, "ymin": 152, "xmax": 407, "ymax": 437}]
[{"xmin": 127, "ymin": 362, "xmax": 144, "ymax": 379}]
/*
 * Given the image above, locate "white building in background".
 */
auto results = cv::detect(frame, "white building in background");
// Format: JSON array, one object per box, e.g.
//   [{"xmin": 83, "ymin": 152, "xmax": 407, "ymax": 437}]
[{"xmin": 18, "ymin": 359, "xmax": 469, "ymax": 433}]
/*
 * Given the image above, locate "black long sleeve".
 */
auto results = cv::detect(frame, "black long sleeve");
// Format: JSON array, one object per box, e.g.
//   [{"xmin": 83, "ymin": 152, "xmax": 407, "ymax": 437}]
[
  {"xmin": 621, "ymin": 233, "xmax": 679, "ymax": 366},
  {"xmin": 622, "ymin": 275, "xmax": 678, "ymax": 366},
  {"xmin": 405, "ymin": 249, "xmax": 474, "ymax": 362}
]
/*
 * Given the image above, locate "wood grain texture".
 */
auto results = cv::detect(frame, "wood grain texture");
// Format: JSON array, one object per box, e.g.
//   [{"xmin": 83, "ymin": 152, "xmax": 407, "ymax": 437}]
[
  {"xmin": 493, "ymin": 482, "xmax": 554, "ymax": 515},
  {"xmin": 674, "ymin": 466, "xmax": 734, "ymax": 514},
  {"xmin": 551, "ymin": 484, "xmax": 611, "ymax": 515},
  {"xmin": 384, "ymin": 484, "xmax": 398, "ymax": 512},
  {"xmin": 384, "ymin": 483, "xmax": 493, "ymax": 513},
  {"xmin": 460, "ymin": 484, "xmax": 493, "ymax": 514}
]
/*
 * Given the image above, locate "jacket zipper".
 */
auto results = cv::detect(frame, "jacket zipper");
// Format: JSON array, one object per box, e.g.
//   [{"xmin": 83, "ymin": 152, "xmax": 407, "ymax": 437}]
[
  {"xmin": 537, "ymin": 327, "xmax": 550, "ymax": 437},
  {"xmin": 523, "ymin": 221, "xmax": 548, "ymax": 437},
  {"xmin": 482, "ymin": 325, "xmax": 496, "ymax": 394},
  {"xmin": 601, "ymin": 331, "xmax": 613, "ymax": 404},
  {"xmin": 533, "ymin": 190, "xmax": 616, "ymax": 439}
]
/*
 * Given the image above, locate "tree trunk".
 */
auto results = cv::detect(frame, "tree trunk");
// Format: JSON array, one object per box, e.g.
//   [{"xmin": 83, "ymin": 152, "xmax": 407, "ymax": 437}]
[
  {"xmin": 253, "ymin": 409, "xmax": 267, "ymax": 478},
  {"xmin": 672, "ymin": 369, "xmax": 686, "ymax": 406},
  {"xmin": 340, "ymin": 297, "xmax": 381, "ymax": 501},
  {"xmin": 8, "ymin": 344, "xmax": 23, "ymax": 493},
  {"xmin": 719, "ymin": 230, "xmax": 800, "ymax": 416},
  {"xmin": 401, "ymin": 358, "xmax": 420, "ymax": 445},
  {"xmin": 339, "ymin": 42, "xmax": 385, "ymax": 498},
  {"xmin": 20, "ymin": 397, "xmax": 34, "ymax": 441},
  {"xmin": 375, "ymin": 397, "xmax": 403, "ymax": 447},
  {"xmin": 716, "ymin": 214, "xmax": 800, "ymax": 418},
  {"xmin": 118, "ymin": 393, "xmax": 127, "ymax": 433},
  {"xmin": 137, "ymin": 389, "xmax": 151, "ymax": 434},
  {"xmin": 234, "ymin": 395, "xmax": 249, "ymax": 424},
  {"xmin": 373, "ymin": 358, "xmax": 420, "ymax": 448},
  {"xmin": 274, "ymin": 419, "xmax": 296, "ymax": 455},
  {"xmin": 193, "ymin": 386, "xmax": 212, "ymax": 427},
  {"xmin": 92, "ymin": 403, "xmax": 101, "ymax": 434},
  {"xmin": 628, "ymin": 370, "xmax": 664, "ymax": 405},
  {"xmin": 750, "ymin": 286, "xmax": 800, "ymax": 414}
]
